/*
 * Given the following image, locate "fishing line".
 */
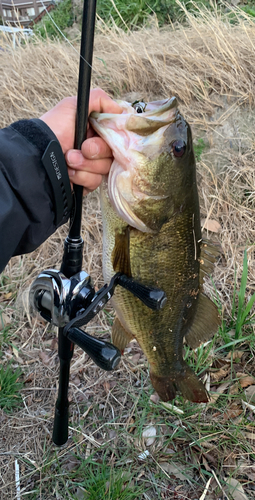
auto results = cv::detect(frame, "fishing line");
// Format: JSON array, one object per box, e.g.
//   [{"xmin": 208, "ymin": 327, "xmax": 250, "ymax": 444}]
[
  {"xmin": 38, "ymin": 0, "xmax": 99, "ymax": 74},
  {"xmin": 37, "ymin": 0, "xmax": 132, "ymax": 84}
]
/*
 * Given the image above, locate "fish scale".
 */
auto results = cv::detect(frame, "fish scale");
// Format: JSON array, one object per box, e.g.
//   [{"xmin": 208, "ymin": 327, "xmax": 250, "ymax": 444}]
[
  {"xmin": 90, "ymin": 97, "xmax": 221, "ymax": 402},
  {"xmin": 103, "ymin": 191, "xmax": 199, "ymax": 371}
]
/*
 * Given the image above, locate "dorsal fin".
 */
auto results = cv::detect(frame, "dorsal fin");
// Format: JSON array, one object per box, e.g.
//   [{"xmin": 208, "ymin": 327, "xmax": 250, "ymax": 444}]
[
  {"xmin": 184, "ymin": 292, "xmax": 221, "ymax": 349},
  {"xmin": 112, "ymin": 226, "xmax": 132, "ymax": 277}
]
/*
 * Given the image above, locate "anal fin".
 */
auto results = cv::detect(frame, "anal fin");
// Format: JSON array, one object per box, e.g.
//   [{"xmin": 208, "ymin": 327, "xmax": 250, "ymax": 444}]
[
  {"xmin": 112, "ymin": 317, "xmax": 134, "ymax": 353},
  {"xmin": 185, "ymin": 292, "xmax": 221, "ymax": 349}
]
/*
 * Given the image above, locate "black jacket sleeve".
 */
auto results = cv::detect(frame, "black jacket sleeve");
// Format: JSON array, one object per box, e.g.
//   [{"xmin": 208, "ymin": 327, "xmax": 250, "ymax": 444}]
[{"xmin": 0, "ymin": 118, "xmax": 73, "ymax": 272}]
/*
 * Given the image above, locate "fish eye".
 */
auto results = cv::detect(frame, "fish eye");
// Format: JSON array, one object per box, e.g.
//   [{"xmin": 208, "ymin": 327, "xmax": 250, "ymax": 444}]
[
  {"xmin": 172, "ymin": 140, "xmax": 186, "ymax": 158},
  {"xmin": 132, "ymin": 100, "xmax": 147, "ymax": 113}
]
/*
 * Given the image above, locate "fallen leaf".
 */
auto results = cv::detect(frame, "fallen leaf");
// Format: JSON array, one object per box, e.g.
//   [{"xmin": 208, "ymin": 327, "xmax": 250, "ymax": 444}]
[
  {"xmin": 245, "ymin": 385, "xmax": 255, "ymax": 403},
  {"xmin": 229, "ymin": 383, "xmax": 239, "ymax": 395},
  {"xmin": 50, "ymin": 338, "xmax": 58, "ymax": 350},
  {"xmin": 0, "ymin": 312, "xmax": 11, "ymax": 329},
  {"xmin": 243, "ymin": 431, "xmax": 255, "ymax": 440},
  {"xmin": 242, "ymin": 400, "xmax": 255, "ymax": 413},
  {"xmin": 63, "ymin": 455, "xmax": 80, "ymax": 472},
  {"xmin": 202, "ymin": 452, "xmax": 217, "ymax": 467},
  {"xmin": 26, "ymin": 395, "xmax": 32, "ymax": 406},
  {"xmin": 108, "ymin": 430, "xmax": 116, "ymax": 439},
  {"xmin": 103, "ymin": 381, "xmax": 110, "ymax": 393},
  {"xmin": 24, "ymin": 373, "xmax": 34, "ymax": 384},
  {"xmin": 202, "ymin": 455, "xmax": 211, "ymax": 472},
  {"xmin": 75, "ymin": 487, "xmax": 86, "ymax": 500},
  {"xmin": 223, "ymin": 405, "xmax": 243, "ymax": 421},
  {"xmin": 226, "ymin": 350, "xmax": 244, "ymax": 361},
  {"xmin": 12, "ymin": 346, "xmax": 19, "ymax": 359},
  {"xmin": 127, "ymin": 416, "xmax": 136, "ymax": 434},
  {"xmin": 150, "ymin": 393, "xmax": 160, "ymax": 404},
  {"xmin": 39, "ymin": 351, "xmax": 50, "ymax": 365},
  {"xmin": 237, "ymin": 375, "xmax": 255, "ymax": 388},
  {"xmin": 210, "ymin": 381, "xmax": 231, "ymax": 403},
  {"xmin": 226, "ymin": 477, "xmax": 249, "ymax": 500},
  {"xmin": 160, "ymin": 462, "xmax": 188, "ymax": 481},
  {"xmin": 236, "ymin": 460, "xmax": 255, "ymax": 477},
  {"xmin": 210, "ymin": 367, "xmax": 230, "ymax": 382},
  {"xmin": 142, "ymin": 425, "xmax": 156, "ymax": 446},
  {"xmin": 212, "ymin": 358, "xmax": 231, "ymax": 369},
  {"xmin": 201, "ymin": 218, "xmax": 221, "ymax": 233},
  {"xmin": 110, "ymin": 380, "xmax": 117, "ymax": 389},
  {"xmin": 246, "ymin": 471, "xmax": 255, "ymax": 482}
]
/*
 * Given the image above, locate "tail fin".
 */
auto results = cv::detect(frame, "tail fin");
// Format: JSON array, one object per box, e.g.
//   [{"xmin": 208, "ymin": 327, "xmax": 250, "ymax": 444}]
[{"xmin": 150, "ymin": 362, "xmax": 208, "ymax": 403}]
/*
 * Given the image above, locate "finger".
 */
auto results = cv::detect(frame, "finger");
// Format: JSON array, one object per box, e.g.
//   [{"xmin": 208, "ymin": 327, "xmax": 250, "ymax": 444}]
[
  {"xmin": 66, "ymin": 150, "xmax": 112, "ymax": 175},
  {"xmin": 66, "ymin": 138, "xmax": 112, "ymax": 164},
  {"xmin": 81, "ymin": 137, "xmax": 112, "ymax": 159},
  {"xmin": 89, "ymin": 88, "xmax": 122, "ymax": 115},
  {"xmin": 68, "ymin": 169, "xmax": 103, "ymax": 192},
  {"xmin": 66, "ymin": 135, "xmax": 113, "ymax": 167}
]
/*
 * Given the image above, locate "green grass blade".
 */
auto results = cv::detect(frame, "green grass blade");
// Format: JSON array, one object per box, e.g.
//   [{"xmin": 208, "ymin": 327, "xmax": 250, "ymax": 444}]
[
  {"xmin": 239, "ymin": 292, "xmax": 255, "ymax": 326},
  {"xmin": 236, "ymin": 250, "xmax": 248, "ymax": 319}
]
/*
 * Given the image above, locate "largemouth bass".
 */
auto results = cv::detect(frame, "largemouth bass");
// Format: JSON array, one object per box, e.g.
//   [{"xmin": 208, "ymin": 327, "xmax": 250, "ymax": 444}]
[{"xmin": 90, "ymin": 97, "xmax": 220, "ymax": 403}]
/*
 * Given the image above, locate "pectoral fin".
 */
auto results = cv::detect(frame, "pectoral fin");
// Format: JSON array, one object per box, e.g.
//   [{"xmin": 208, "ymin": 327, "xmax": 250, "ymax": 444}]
[
  {"xmin": 185, "ymin": 293, "xmax": 221, "ymax": 349},
  {"xmin": 112, "ymin": 317, "xmax": 134, "ymax": 353},
  {"xmin": 112, "ymin": 226, "xmax": 132, "ymax": 276}
]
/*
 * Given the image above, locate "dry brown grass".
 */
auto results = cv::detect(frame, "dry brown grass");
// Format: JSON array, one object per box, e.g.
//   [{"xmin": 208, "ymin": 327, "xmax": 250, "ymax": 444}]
[{"xmin": 1, "ymin": 4, "xmax": 255, "ymax": 499}]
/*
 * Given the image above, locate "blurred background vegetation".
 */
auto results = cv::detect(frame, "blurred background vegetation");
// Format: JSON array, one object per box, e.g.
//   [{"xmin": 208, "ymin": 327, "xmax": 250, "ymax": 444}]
[{"xmin": 34, "ymin": 0, "xmax": 255, "ymax": 39}]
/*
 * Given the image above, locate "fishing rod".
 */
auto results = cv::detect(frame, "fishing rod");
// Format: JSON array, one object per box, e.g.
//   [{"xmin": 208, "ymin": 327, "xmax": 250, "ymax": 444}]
[{"xmin": 30, "ymin": 0, "xmax": 167, "ymax": 446}]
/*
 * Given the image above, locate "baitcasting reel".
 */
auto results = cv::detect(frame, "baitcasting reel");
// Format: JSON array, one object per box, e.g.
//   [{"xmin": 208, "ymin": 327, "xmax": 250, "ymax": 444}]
[{"xmin": 30, "ymin": 269, "xmax": 167, "ymax": 371}]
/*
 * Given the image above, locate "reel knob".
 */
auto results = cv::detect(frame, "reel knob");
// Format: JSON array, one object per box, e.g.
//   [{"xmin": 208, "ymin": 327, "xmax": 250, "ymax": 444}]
[
  {"xmin": 67, "ymin": 327, "xmax": 121, "ymax": 371},
  {"xmin": 117, "ymin": 274, "xmax": 167, "ymax": 310}
]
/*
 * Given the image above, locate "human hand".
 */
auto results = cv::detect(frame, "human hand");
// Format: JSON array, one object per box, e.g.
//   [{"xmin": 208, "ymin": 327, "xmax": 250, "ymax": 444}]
[{"xmin": 40, "ymin": 89, "xmax": 122, "ymax": 193}]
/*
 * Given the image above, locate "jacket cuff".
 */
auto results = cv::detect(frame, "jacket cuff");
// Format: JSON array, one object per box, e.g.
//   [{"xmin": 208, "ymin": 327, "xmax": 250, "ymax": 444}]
[{"xmin": 10, "ymin": 118, "xmax": 73, "ymax": 227}]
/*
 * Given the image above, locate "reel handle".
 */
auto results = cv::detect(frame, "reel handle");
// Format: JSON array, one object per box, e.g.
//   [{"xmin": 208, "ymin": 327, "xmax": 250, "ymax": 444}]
[
  {"xmin": 118, "ymin": 274, "xmax": 167, "ymax": 310},
  {"xmin": 67, "ymin": 327, "xmax": 121, "ymax": 371}
]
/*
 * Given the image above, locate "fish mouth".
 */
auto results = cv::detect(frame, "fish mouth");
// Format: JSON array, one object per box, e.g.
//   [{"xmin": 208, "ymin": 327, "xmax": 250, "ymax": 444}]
[
  {"xmin": 108, "ymin": 163, "xmax": 169, "ymax": 232},
  {"xmin": 90, "ymin": 97, "xmax": 177, "ymax": 232},
  {"xmin": 91, "ymin": 97, "xmax": 177, "ymax": 128},
  {"xmin": 138, "ymin": 97, "xmax": 177, "ymax": 118},
  {"xmin": 109, "ymin": 166, "xmax": 151, "ymax": 232}
]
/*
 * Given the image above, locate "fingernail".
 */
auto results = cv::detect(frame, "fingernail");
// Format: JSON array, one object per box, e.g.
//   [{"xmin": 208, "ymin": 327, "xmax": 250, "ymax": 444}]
[
  {"xmin": 90, "ymin": 140, "xmax": 99, "ymax": 158},
  {"xmin": 66, "ymin": 150, "xmax": 82, "ymax": 167},
  {"xmin": 68, "ymin": 168, "xmax": 75, "ymax": 177}
]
